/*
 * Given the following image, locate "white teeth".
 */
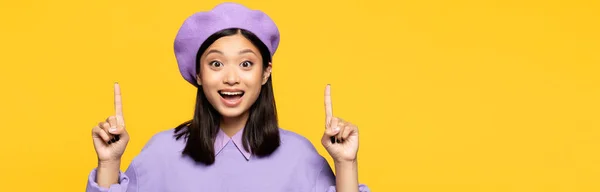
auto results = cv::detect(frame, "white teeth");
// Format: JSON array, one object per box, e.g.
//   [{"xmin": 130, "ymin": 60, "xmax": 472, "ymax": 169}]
[{"xmin": 221, "ymin": 91, "xmax": 243, "ymax": 95}]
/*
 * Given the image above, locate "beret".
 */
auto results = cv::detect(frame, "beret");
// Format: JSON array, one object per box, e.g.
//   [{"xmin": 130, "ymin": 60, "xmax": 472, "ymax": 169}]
[{"xmin": 174, "ymin": 2, "xmax": 280, "ymax": 86}]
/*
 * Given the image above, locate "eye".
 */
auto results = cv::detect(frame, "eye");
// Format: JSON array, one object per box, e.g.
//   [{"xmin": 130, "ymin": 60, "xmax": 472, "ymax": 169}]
[
  {"xmin": 240, "ymin": 61, "xmax": 253, "ymax": 68},
  {"xmin": 209, "ymin": 61, "xmax": 223, "ymax": 67}
]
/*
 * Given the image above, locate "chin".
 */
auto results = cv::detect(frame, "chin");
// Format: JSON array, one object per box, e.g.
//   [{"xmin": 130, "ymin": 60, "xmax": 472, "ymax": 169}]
[{"xmin": 216, "ymin": 107, "xmax": 248, "ymax": 118}]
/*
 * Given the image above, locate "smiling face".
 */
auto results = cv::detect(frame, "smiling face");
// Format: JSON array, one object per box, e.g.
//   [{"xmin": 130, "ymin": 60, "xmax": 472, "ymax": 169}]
[{"xmin": 196, "ymin": 31, "xmax": 272, "ymax": 119}]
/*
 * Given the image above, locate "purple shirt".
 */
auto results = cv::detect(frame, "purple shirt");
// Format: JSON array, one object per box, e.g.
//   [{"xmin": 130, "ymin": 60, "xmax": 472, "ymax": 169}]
[{"xmin": 86, "ymin": 128, "xmax": 370, "ymax": 192}]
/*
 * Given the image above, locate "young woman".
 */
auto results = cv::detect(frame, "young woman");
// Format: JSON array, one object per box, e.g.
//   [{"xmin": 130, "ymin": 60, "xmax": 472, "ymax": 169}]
[{"xmin": 87, "ymin": 3, "xmax": 370, "ymax": 192}]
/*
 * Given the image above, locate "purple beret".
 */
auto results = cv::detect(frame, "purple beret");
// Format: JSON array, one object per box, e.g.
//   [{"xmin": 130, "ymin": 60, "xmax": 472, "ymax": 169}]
[{"xmin": 174, "ymin": 2, "xmax": 281, "ymax": 86}]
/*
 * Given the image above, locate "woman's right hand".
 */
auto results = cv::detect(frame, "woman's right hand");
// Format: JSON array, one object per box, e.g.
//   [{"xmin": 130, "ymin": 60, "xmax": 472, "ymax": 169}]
[{"xmin": 91, "ymin": 83, "xmax": 130, "ymax": 163}]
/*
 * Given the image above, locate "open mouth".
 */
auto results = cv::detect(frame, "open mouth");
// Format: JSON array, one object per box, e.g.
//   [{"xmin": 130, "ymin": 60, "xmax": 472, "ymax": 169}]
[{"xmin": 218, "ymin": 90, "xmax": 245, "ymax": 100}]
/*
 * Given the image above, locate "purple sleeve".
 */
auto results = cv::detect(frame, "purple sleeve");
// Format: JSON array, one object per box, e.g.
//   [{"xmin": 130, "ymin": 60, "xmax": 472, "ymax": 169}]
[
  {"xmin": 85, "ymin": 160, "xmax": 138, "ymax": 192},
  {"xmin": 315, "ymin": 160, "xmax": 371, "ymax": 192}
]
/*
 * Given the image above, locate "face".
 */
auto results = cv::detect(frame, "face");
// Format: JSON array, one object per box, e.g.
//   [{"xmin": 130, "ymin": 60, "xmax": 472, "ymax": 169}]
[{"xmin": 196, "ymin": 32, "xmax": 272, "ymax": 119}]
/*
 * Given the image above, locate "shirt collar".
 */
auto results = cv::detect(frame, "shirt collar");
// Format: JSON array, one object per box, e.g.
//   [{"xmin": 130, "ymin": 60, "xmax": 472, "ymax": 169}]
[{"xmin": 214, "ymin": 127, "xmax": 252, "ymax": 160}]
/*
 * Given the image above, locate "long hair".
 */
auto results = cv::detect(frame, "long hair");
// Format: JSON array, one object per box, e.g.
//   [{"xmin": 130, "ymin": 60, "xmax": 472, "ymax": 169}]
[{"xmin": 174, "ymin": 28, "xmax": 280, "ymax": 165}]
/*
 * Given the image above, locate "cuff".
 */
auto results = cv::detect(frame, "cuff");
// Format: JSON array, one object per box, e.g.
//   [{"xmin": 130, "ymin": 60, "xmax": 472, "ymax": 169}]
[
  {"xmin": 86, "ymin": 168, "xmax": 129, "ymax": 192},
  {"xmin": 326, "ymin": 184, "xmax": 371, "ymax": 192}
]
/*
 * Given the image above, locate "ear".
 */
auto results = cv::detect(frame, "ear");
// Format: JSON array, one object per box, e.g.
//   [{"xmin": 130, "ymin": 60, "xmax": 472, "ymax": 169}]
[
  {"xmin": 195, "ymin": 73, "xmax": 202, "ymax": 86},
  {"xmin": 262, "ymin": 62, "xmax": 272, "ymax": 85}
]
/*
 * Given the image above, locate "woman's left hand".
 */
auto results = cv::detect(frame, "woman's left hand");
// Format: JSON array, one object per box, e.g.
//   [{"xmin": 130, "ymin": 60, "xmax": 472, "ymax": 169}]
[{"xmin": 321, "ymin": 85, "xmax": 359, "ymax": 163}]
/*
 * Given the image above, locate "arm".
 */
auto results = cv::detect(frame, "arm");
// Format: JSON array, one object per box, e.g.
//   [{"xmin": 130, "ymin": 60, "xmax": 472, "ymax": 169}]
[
  {"xmin": 96, "ymin": 160, "xmax": 121, "ymax": 188},
  {"xmin": 314, "ymin": 158, "xmax": 370, "ymax": 192},
  {"xmin": 320, "ymin": 85, "xmax": 369, "ymax": 192},
  {"xmin": 86, "ymin": 161, "xmax": 136, "ymax": 192},
  {"xmin": 334, "ymin": 160, "xmax": 359, "ymax": 192},
  {"xmin": 87, "ymin": 83, "xmax": 133, "ymax": 192}
]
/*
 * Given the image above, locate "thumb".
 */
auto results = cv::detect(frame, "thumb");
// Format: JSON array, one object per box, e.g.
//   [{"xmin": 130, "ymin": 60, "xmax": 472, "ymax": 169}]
[
  {"xmin": 109, "ymin": 125, "xmax": 127, "ymax": 136},
  {"xmin": 109, "ymin": 127, "xmax": 127, "ymax": 135},
  {"xmin": 108, "ymin": 115, "xmax": 126, "ymax": 134}
]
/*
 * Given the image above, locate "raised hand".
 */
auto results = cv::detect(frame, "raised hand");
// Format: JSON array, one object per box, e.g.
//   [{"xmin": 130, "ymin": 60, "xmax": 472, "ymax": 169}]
[
  {"xmin": 321, "ymin": 84, "xmax": 359, "ymax": 163},
  {"xmin": 91, "ymin": 83, "xmax": 130, "ymax": 163}
]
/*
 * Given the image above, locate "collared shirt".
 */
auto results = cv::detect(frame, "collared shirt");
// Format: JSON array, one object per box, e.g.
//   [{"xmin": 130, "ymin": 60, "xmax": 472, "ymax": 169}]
[
  {"xmin": 86, "ymin": 128, "xmax": 370, "ymax": 192},
  {"xmin": 213, "ymin": 127, "xmax": 252, "ymax": 160}
]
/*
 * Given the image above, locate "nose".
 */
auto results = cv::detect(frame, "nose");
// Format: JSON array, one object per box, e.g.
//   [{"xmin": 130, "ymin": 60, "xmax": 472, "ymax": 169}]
[{"xmin": 223, "ymin": 67, "xmax": 240, "ymax": 86}]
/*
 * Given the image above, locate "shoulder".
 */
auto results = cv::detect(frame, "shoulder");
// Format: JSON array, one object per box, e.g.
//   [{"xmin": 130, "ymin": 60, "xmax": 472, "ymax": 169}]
[
  {"xmin": 278, "ymin": 128, "xmax": 317, "ymax": 151},
  {"xmin": 131, "ymin": 129, "xmax": 183, "ymax": 164},
  {"xmin": 277, "ymin": 128, "xmax": 327, "ymax": 163},
  {"xmin": 123, "ymin": 129, "xmax": 181, "ymax": 187},
  {"xmin": 142, "ymin": 129, "xmax": 180, "ymax": 150},
  {"xmin": 275, "ymin": 128, "xmax": 332, "ymax": 181}
]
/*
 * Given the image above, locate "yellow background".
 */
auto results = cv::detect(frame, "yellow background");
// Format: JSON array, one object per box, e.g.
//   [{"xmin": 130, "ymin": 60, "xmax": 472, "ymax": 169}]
[{"xmin": 1, "ymin": 0, "xmax": 599, "ymax": 191}]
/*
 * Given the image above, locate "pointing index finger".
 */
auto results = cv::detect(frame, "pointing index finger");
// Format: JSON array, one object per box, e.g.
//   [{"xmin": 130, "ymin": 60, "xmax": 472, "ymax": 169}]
[
  {"xmin": 114, "ymin": 82, "xmax": 123, "ymax": 119},
  {"xmin": 324, "ymin": 84, "xmax": 333, "ymax": 125}
]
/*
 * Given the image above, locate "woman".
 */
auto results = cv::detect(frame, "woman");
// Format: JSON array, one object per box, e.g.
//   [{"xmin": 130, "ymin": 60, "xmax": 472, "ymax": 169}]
[{"xmin": 87, "ymin": 3, "xmax": 370, "ymax": 192}]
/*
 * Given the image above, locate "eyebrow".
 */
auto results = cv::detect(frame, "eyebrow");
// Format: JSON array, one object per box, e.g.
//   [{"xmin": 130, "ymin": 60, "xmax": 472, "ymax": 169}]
[
  {"xmin": 239, "ymin": 49, "xmax": 257, "ymax": 56},
  {"xmin": 205, "ymin": 49, "xmax": 257, "ymax": 56},
  {"xmin": 205, "ymin": 49, "xmax": 224, "ymax": 56}
]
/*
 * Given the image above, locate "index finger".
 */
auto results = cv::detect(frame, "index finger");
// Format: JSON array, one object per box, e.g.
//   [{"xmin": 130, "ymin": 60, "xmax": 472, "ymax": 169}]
[
  {"xmin": 324, "ymin": 84, "xmax": 333, "ymax": 123},
  {"xmin": 114, "ymin": 82, "xmax": 123, "ymax": 118}
]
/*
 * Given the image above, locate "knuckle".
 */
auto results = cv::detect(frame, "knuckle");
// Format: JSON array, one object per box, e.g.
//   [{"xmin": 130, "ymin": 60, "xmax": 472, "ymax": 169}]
[
  {"xmin": 338, "ymin": 122, "xmax": 347, "ymax": 128},
  {"xmin": 92, "ymin": 126, "xmax": 103, "ymax": 135}
]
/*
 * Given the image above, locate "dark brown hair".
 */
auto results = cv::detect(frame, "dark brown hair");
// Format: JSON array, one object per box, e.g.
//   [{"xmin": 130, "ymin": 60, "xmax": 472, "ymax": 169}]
[{"xmin": 174, "ymin": 28, "xmax": 280, "ymax": 165}]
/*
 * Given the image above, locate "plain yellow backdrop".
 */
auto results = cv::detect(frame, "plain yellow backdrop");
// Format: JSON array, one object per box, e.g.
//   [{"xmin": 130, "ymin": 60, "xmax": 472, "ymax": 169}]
[{"xmin": 1, "ymin": 0, "xmax": 599, "ymax": 191}]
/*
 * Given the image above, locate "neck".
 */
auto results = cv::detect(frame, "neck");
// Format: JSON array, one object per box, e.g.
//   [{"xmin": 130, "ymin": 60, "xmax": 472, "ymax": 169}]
[{"xmin": 220, "ymin": 111, "xmax": 249, "ymax": 137}]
